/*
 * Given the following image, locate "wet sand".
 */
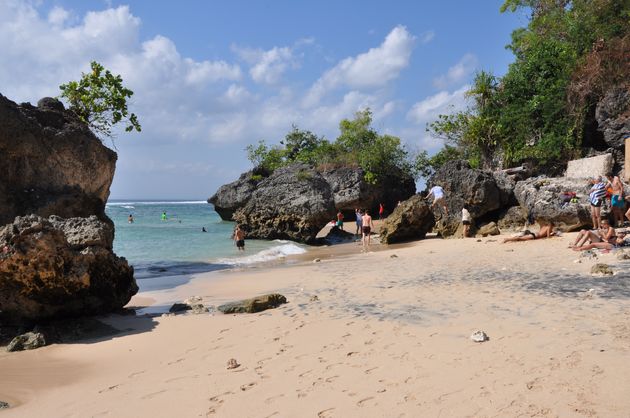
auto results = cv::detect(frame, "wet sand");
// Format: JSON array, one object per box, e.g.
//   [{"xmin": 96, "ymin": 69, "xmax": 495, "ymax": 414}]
[{"xmin": 1, "ymin": 232, "xmax": 630, "ymax": 417}]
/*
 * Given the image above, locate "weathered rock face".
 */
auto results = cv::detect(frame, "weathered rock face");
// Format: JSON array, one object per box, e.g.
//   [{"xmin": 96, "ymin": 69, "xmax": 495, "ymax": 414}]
[
  {"xmin": 0, "ymin": 215, "xmax": 137, "ymax": 324},
  {"xmin": 0, "ymin": 95, "xmax": 117, "ymax": 225},
  {"xmin": 497, "ymin": 206, "xmax": 527, "ymax": 231},
  {"xmin": 477, "ymin": 222, "xmax": 500, "ymax": 237},
  {"xmin": 429, "ymin": 160, "xmax": 515, "ymax": 237},
  {"xmin": 379, "ymin": 195, "xmax": 435, "ymax": 244},
  {"xmin": 233, "ymin": 164, "xmax": 336, "ymax": 244},
  {"xmin": 321, "ymin": 167, "xmax": 416, "ymax": 213},
  {"xmin": 513, "ymin": 176, "xmax": 593, "ymax": 230},
  {"xmin": 208, "ymin": 169, "xmax": 267, "ymax": 220},
  {"xmin": 595, "ymin": 87, "xmax": 630, "ymax": 150},
  {"xmin": 210, "ymin": 164, "xmax": 416, "ymax": 224}
]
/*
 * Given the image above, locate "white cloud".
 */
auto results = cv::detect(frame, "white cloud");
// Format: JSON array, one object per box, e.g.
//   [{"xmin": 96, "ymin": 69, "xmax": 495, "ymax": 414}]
[
  {"xmin": 419, "ymin": 30, "xmax": 435, "ymax": 44},
  {"xmin": 407, "ymin": 84, "xmax": 470, "ymax": 126},
  {"xmin": 433, "ymin": 53, "xmax": 478, "ymax": 89},
  {"xmin": 233, "ymin": 43, "xmax": 302, "ymax": 85},
  {"xmin": 303, "ymin": 25, "xmax": 416, "ymax": 107},
  {"xmin": 48, "ymin": 6, "xmax": 70, "ymax": 26}
]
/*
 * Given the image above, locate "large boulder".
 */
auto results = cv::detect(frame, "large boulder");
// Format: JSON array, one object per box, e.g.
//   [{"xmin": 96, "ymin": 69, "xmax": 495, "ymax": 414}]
[
  {"xmin": 429, "ymin": 160, "xmax": 515, "ymax": 237},
  {"xmin": 379, "ymin": 195, "xmax": 435, "ymax": 244},
  {"xmin": 0, "ymin": 95, "xmax": 116, "ymax": 225},
  {"xmin": 208, "ymin": 169, "xmax": 266, "ymax": 220},
  {"xmin": 233, "ymin": 164, "xmax": 336, "ymax": 244},
  {"xmin": 513, "ymin": 176, "xmax": 593, "ymax": 230},
  {"xmin": 217, "ymin": 294, "xmax": 287, "ymax": 314},
  {"xmin": 497, "ymin": 206, "xmax": 527, "ymax": 231},
  {"xmin": 0, "ymin": 215, "xmax": 137, "ymax": 325}
]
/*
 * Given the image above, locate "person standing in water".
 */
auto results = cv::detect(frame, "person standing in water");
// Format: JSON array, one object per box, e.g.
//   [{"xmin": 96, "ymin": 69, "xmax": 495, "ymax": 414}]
[
  {"xmin": 128, "ymin": 214, "xmax": 134, "ymax": 223},
  {"xmin": 361, "ymin": 210, "xmax": 374, "ymax": 252},
  {"xmin": 233, "ymin": 225, "xmax": 245, "ymax": 251},
  {"xmin": 161, "ymin": 211, "xmax": 167, "ymax": 221}
]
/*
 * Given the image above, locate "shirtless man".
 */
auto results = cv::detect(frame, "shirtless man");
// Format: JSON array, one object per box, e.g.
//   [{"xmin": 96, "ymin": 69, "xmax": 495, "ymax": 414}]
[
  {"xmin": 606, "ymin": 173, "xmax": 625, "ymax": 226},
  {"xmin": 361, "ymin": 210, "xmax": 374, "ymax": 252},
  {"xmin": 233, "ymin": 225, "xmax": 246, "ymax": 251}
]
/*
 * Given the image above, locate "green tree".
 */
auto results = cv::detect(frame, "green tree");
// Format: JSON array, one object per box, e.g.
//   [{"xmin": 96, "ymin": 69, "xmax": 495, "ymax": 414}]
[{"xmin": 59, "ymin": 61, "xmax": 141, "ymax": 138}]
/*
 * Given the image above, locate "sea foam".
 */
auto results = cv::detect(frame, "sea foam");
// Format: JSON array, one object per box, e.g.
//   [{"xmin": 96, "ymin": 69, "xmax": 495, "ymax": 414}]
[{"xmin": 217, "ymin": 242, "xmax": 307, "ymax": 266}]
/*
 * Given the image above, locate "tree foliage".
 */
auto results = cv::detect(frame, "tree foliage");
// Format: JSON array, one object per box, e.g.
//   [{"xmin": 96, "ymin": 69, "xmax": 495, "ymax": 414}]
[
  {"xmin": 427, "ymin": 0, "xmax": 630, "ymax": 171},
  {"xmin": 245, "ymin": 109, "xmax": 416, "ymax": 183},
  {"xmin": 59, "ymin": 61, "xmax": 141, "ymax": 138}
]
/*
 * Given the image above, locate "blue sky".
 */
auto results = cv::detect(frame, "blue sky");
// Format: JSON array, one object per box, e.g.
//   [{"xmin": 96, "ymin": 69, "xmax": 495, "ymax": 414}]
[{"xmin": 0, "ymin": 1, "xmax": 529, "ymax": 199}]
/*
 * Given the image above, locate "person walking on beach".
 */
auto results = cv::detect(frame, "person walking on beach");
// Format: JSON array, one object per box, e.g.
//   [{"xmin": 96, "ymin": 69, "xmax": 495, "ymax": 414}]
[
  {"xmin": 233, "ymin": 225, "xmax": 245, "ymax": 251},
  {"xmin": 461, "ymin": 205, "xmax": 472, "ymax": 238},
  {"xmin": 361, "ymin": 210, "xmax": 374, "ymax": 252},
  {"xmin": 588, "ymin": 176, "xmax": 607, "ymax": 229},
  {"xmin": 426, "ymin": 184, "xmax": 449, "ymax": 215},
  {"xmin": 606, "ymin": 173, "xmax": 625, "ymax": 227},
  {"xmin": 355, "ymin": 208, "xmax": 363, "ymax": 236}
]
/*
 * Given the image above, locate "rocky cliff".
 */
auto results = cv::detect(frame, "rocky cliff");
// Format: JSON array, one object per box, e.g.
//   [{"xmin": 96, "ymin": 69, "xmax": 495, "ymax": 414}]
[
  {"xmin": 0, "ymin": 95, "xmax": 117, "ymax": 225},
  {"xmin": 0, "ymin": 95, "xmax": 137, "ymax": 324},
  {"xmin": 210, "ymin": 163, "xmax": 415, "ymax": 243}
]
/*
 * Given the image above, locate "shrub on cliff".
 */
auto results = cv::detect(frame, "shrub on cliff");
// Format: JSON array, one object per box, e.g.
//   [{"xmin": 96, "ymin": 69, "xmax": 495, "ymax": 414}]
[
  {"xmin": 245, "ymin": 109, "xmax": 416, "ymax": 184},
  {"xmin": 59, "ymin": 61, "xmax": 141, "ymax": 138}
]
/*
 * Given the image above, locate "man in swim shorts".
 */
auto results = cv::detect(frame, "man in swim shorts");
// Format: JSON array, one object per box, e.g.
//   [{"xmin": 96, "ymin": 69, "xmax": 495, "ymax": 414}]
[
  {"xmin": 606, "ymin": 173, "xmax": 625, "ymax": 227},
  {"xmin": 361, "ymin": 210, "xmax": 374, "ymax": 252},
  {"xmin": 234, "ymin": 225, "xmax": 245, "ymax": 251}
]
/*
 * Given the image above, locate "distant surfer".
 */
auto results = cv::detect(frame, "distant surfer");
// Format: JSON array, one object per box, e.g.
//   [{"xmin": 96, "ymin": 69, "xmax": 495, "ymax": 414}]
[
  {"xmin": 202, "ymin": 227, "xmax": 207, "ymax": 232},
  {"xmin": 233, "ymin": 225, "xmax": 245, "ymax": 251},
  {"xmin": 128, "ymin": 214, "xmax": 134, "ymax": 223},
  {"xmin": 161, "ymin": 211, "xmax": 167, "ymax": 221}
]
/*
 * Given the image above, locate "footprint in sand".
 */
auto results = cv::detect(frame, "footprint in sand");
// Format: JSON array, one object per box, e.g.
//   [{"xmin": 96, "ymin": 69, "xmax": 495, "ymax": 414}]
[
  {"xmin": 357, "ymin": 396, "xmax": 375, "ymax": 407},
  {"xmin": 128, "ymin": 370, "xmax": 146, "ymax": 378},
  {"xmin": 264, "ymin": 394, "xmax": 284, "ymax": 404},
  {"xmin": 318, "ymin": 408, "xmax": 335, "ymax": 417},
  {"xmin": 240, "ymin": 382, "xmax": 257, "ymax": 391},
  {"xmin": 141, "ymin": 389, "xmax": 167, "ymax": 400}
]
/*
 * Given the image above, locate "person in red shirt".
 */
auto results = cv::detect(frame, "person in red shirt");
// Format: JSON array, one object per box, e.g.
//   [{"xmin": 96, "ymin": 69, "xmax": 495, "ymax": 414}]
[{"xmin": 378, "ymin": 203, "xmax": 384, "ymax": 219}]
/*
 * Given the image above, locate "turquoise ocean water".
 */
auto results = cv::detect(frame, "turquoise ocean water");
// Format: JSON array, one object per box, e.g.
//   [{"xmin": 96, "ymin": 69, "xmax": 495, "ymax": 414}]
[{"xmin": 105, "ymin": 200, "xmax": 306, "ymax": 291}]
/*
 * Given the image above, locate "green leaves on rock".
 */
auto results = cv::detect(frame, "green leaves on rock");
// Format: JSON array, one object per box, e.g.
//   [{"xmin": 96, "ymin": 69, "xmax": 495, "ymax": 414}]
[{"xmin": 59, "ymin": 61, "xmax": 141, "ymax": 139}]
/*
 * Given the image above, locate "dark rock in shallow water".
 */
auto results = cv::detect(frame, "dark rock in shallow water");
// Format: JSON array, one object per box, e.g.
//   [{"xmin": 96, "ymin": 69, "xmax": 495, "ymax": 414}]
[
  {"xmin": 0, "ymin": 401, "xmax": 9, "ymax": 409},
  {"xmin": 379, "ymin": 195, "xmax": 435, "ymax": 244},
  {"xmin": 514, "ymin": 176, "xmax": 593, "ymax": 230},
  {"xmin": 218, "ymin": 294, "xmax": 287, "ymax": 314},
  {"xmin": 6, "ymin": 331, "xmax": 46, "ymax": 352},
  {"xmin": 169, "ymin": 303, "xmax": 191, "ymax": 313},
  {"xmin": 233, "ymin": 164, "xmax": 336, "ymax": 244},
  {"xmin": 429, "ymin": 160, "xmax": 513, "ymax": 238},
  {"xmin": 0, "ymin": 94, "xmax": 117, "ymax": 225},
  {"xmin": 0, "ymin": 215, "xmax": 137, "ymax": 324}
]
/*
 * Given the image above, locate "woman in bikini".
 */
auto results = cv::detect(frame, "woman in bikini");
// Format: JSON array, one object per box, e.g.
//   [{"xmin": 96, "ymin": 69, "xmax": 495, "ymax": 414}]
[{"xmin": 570, "ymin": 218, "xmax": 614, "ymax": 248}]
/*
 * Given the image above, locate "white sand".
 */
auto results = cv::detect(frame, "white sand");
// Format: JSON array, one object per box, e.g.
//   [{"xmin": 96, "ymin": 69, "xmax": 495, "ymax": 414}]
[{"xmin": 1, "ymin": 233, "xmax": 630, "ymax": 417}]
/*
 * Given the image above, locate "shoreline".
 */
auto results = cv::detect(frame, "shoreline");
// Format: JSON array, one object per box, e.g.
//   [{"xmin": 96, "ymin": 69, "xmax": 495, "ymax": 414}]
[{"xmin": 2, "ymin": 232, "xmax": 630, "ymax": 416}]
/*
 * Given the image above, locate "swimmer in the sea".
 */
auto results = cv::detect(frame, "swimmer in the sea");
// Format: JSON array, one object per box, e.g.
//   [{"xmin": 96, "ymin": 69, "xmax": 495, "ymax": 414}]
[{"xmin": 233, "ymin": 225, "xmax": 246, "ymax": 251}]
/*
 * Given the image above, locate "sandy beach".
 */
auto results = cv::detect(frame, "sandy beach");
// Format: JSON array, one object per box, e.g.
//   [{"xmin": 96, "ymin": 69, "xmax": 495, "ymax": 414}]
[{"xmin": 1, "ymin": 232, "xmax": 630, "ymax": 417}]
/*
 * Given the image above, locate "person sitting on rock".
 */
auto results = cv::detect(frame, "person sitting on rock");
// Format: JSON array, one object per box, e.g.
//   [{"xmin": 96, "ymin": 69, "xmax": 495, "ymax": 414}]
[
  {"xmin": 570, "ymin": 218, "xmax": 614, "ymax": 248},
  {"xmin": 503, "ymin": 220, "xmax": 555, "ymax": 243}
]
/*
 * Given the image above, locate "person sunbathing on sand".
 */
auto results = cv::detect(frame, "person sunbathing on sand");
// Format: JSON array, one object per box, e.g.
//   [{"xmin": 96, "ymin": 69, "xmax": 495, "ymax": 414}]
[
  {"xmin": 570, "ymin": 218, "xmax": 614, "ymax": 248},
  {"xmin": 573, "ymin": 230, "xmax": 629, "ymax": 251},
  {"xmin": 503, "ymin": 221, "xmax": 555, "ymax": 243}
]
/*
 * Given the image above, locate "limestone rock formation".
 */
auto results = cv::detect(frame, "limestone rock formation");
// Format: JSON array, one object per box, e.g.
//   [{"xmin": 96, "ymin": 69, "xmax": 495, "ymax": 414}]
[
  {"xmin": 218, "ymin": 294, "xmax": 287, "ymax": 314},
  {"xmin": 0, "ymin": 214, "xmax": 137, "ymax": 324},
  {"xmin": 379, "ymin": 195, "xmax": 435, "ymax": 244},
  {"xmin": 477, "ymin": 222, "xmax": 500, "ymax": 237},
  {"xmin": 595, "ymin": 87, "xmax": 630, "ymax": 150},
  {"xmin": 497, "ymin": 206, "xmax": 527, "ymax": 231},
  {"xmin": 6, "ymin": 331, "xmax": 46, "ymax": 352},
  {"xmin": 208, "ymin": 169, "xmax": 265, "ymax": 220},
  {"xmin": 233, "ymin": 164, "xmax": 336, "ymax": 244},
  {"xmin": 0, "ymin": 95, "xmax": 116, "ymax": 225},
  {"xmin": 429, "ymin": 160, "xmax": 514, "ymax": 237},
  {"xmin": 513, "ymin": 176, "xmax": 592, "ymax": 230}
]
